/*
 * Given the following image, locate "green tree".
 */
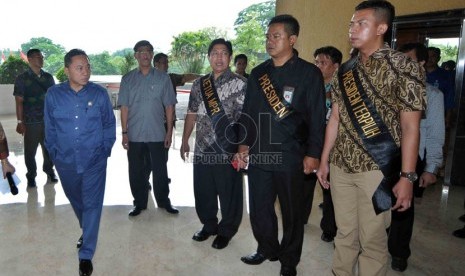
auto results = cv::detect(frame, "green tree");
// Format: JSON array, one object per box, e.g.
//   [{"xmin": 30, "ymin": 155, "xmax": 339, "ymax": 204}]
[
  {"xmin": 112, "ymin": 48, "xmax": 133, "ymax": 58},
  {"xmin": 232, "ymin": 1, "xmax": 275, "ymax": 69},
  {"xmin": 0, "ymin": 55, "xmax": 29, "ymax": 84},
  {"xmin": 45, "ymin": 54, "xmax": 65, "ymax": 76},
  {"xmin": 21, "ymin": 37, "xmax": 66, "ymax": 75},
  {"xmin": 89, "ymin": 51, "xmax": 119, "ymax": 75},
  {"xmin": 233, "ymin": 12, "xmax": 268, "ymax": 69},
  {"xmin": 234, "ymin": 1, "xmax": 276, "ymax": 32},
  {"xmin": 171, "ymin": 27, "xmax": 227, "ymax": 74},
  {"xmin": 431, "ymin": 43, "xmax": 459, "ymax": 64},
  {"xmin": 55, "ymin": 67, "xmax": 68, "ymax": 83}
]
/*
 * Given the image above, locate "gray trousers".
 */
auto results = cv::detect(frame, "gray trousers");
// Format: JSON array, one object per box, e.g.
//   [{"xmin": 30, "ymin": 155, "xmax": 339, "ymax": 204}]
[{"xmin": 24, "ymin": 123, "xmax": 54, "ymax": 181}]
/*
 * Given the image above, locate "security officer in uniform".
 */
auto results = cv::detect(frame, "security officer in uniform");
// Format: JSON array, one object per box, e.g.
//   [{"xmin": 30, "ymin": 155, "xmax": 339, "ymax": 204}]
[{"xmin": 235, "ymin": 14, "xmax": 326, "ymax": 276}]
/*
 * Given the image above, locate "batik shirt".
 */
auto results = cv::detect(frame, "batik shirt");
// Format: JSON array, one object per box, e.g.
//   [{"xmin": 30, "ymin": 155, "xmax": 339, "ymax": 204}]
[
  {"xmin": 13, "ymin": 68, "xmax": 55, "ymax": 124},
  {"xmin": 188, "ymin": 69, "xmax": 246, "ymax": 157},
  {"xmin": 330, "ymin": 45, "xmax": 426, "ymax": 173}
]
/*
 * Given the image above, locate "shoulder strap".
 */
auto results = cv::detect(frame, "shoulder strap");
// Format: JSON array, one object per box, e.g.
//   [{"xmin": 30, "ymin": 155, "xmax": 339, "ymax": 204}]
[
  {"xmin": 338, "ymin": 58, "xmax": 400, "ymax": 214},
  {"xmin": 253, "ymin": 64, "xmax": 308, "ymax": 143},
  {"xmin": 199, "ymin": 74, "xmax": 238, "ymax": 154}
]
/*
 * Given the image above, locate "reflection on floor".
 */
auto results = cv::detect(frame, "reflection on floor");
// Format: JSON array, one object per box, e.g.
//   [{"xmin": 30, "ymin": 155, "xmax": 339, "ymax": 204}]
[{"xmin": 1, "ymin": 112, "xmax": 465, "ymax": 275}]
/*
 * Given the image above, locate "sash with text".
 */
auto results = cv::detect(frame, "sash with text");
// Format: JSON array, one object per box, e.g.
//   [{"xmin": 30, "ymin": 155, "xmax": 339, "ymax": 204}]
[
  {"xmin": 338, "ymin": 58, "xmax": 400, "ymax": 214},
  {"xmin": 199, "ymin": 74, "xmax": 238, "ymax": 154}
]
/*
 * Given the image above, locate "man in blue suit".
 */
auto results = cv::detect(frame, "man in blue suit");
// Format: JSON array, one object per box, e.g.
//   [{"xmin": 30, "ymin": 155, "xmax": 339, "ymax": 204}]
[{"xmin": 44, "ymin": 49, "xmax": 116, "ymax": 276}]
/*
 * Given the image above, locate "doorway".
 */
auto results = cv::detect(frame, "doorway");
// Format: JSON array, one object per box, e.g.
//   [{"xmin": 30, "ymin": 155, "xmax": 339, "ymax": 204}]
[{"xmin": 392, "ymin": 9, "xmax": 465, "ymax": 186}]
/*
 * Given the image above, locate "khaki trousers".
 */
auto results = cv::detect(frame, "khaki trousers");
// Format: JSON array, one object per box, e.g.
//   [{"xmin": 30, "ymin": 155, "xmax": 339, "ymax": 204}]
[{"xmin": 330, "ymin": 165, "xmax": 391, "ymax": 276}]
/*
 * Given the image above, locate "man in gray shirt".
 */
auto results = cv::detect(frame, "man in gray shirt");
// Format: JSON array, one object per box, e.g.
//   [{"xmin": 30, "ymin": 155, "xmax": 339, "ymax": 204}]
[
  {"xmin": 117, "ymin": 40, "xmax": 178, "ymax": 216},
  {"xmin": 389, "ymin": 42, "xmax": 445, "ymax": 272}
]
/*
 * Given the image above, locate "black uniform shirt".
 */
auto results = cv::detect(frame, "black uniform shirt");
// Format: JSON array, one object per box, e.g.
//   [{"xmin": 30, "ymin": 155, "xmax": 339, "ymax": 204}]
[{"xmin": 239, "ymin": 54, "xmax": 326, "ymax": 171}]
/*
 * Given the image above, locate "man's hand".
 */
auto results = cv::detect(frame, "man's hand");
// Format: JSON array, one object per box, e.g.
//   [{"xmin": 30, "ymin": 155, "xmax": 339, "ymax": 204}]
[
  {"xmin": 316, "ymin": 162, "xmax": 330, "ymax": 189},
  {"xmin": 16, "ymin": 123, "xmax": 25, "ymax": 136},
  {"xmin": 180, "ymin": 142, "xmax": 190, "ymax": 161},
  {"xmin": 419, "ymin": 172, "xmax": 437, "ymax": 188},
  {"xmin": 233, "ymin": 145, "xmax": 249, "ymax": 172},
  {"xmin": 122, "ymin": 134, "xmax": 129, "ymax": 150},
  {"xmin": 164, "ymin": 131, "xmax": 172, "ymax": 149},
  {"xmin": 1, "ymin": 159, "xmax": 15, "ymax": 179},
  {"xmin": 303, "ymin": 156, "xmax": 319, "ymax": 175},
  {"xmin": 392, "ymin": 178, "xmax": 413, "ymax": 212}
]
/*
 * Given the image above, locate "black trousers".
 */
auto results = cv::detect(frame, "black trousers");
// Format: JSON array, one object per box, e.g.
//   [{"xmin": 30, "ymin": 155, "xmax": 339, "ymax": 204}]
[
  {"xmin": 302, "ymin": 174, "xmax": 317, "ymax": 224},
  {"xmin": 388, "ymin": 157, "xmax": 425, "ymax": 259},
  {"xmin": 127, "ymin": 142, "xmax": 170, "ymax": 209},
  {"xmin": 388, "ymin": 197, "xmax": 415, "ymax": 259},
  {"xmin": 321, "ymin": 186, "xmax": 337, "ymax": 236},
  {"xmin": 247, "ymin": 165, "xmax": 305, "ymax": 267},
  {"xmin": 24, "ymin": 123, "xmax": 54, "ymax": 181},
  {"xmin": 193, "ymin": 162, "xmax": 243, "ymax": 238}
]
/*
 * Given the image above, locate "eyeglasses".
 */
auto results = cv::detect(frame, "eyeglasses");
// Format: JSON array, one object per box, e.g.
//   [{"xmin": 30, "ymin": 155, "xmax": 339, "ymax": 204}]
[{"xmin": 136, "ymin": 51, "xmax": 153, "ymax": 56}]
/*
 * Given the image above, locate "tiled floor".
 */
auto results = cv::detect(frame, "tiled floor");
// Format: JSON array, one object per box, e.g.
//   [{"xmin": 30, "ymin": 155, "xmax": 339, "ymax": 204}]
[{"xmin": 1, "ymin": 110, "xmax": 465, "ymax": 276}]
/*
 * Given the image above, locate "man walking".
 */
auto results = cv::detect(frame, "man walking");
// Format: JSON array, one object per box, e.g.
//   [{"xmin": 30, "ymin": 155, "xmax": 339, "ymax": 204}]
[
  {"xmin": 388, "ymin": 42, "xmax": 445, "ymax": 272},
  {"xmin": 45, "ymin": 48, "xmax": 116, "ymax": 276},
  {"xmin": 14, "ymin": 49, "xmax": 58, "ymax": 187}
]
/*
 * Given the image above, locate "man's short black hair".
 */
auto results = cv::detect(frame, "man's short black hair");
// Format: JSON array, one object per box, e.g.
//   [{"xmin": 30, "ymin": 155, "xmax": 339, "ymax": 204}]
[
  {"xmin": 234, "ymin": 54, "xmax": 248, "ymax": 64},
  {"xmin": 313, "ymin": 46, "xmax": 343, "ymax": 64},
  {"xmin": 398, "ymin": 43, "xmax": 428, "ymax": 63},
  {"xmin": 207, "ymin": 38, "xmax": 233, "ymax": 56},
  {"xmin": 26, "ymin": 49, "xmax": 42, "ymax": 58},
  {"xmin": 133, "ymin": 40, "xmax": 154, "ymax": 52},
  {"xmin": 153, "ymin": 52, "xmax": 168, "ymax": 63},
  {"xmin": 268, "ymin": 14, "xmax": 300, "ymax": 37},
  {"xmin": 64, "ymin": 49, "xmax": 88, "ymax": 68},
  {"xmin": 355, "ymin": 0, "xmax": 395, "ymax": 28},
  {"xmin": 442, "ymin": 60, "xmax": 456, "ymax": 70},
  {"xmin": 428, "ymin": 47, "xmax": 441, "ymax": 58}
]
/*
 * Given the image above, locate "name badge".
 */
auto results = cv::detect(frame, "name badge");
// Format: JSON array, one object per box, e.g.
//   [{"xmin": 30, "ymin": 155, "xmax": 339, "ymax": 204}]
[{"xmin": 283, "ymin": 86, "xmax": 295, "ymax": 104}]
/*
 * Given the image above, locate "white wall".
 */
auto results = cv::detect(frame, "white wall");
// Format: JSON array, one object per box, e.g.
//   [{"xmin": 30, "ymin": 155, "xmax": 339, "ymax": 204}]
[{"xmin": 0, "ymin": 85, "xmax": 15, "ymax": 115}]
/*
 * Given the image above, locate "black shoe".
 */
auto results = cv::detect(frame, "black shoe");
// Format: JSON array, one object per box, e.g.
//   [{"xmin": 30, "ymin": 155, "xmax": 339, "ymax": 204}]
[
  {"xmin": 77, "ymin": 235, "xmax": 83, "ymax": 248},
  {"xmin": 48, "ymin": 174, "xmax": 59, "ymax": 183},
  {"xmin": 240, "ymin": 252, "xmax": 278, "ymax": 265},
  {"xmin": 391, "ymin": 257, "xmax": 408, "ymax": 272},
  {"xmin": 163, "ymin": 204, "xmax": 179, "ymax": 214},
  {"xmin": 192, "ymin": 229, "xmax": 216, "ymax": 242},
  {"xmin": 128, "ymin": 206, "xmax": 146, "ymax": 217},
  {"xmin": 321, "ymin": 232, "xmax": 335, "ymax": 242},
  {"xmin": 212, "ymin": 235, "xmax": 230, "ymax": 249},
  {"xmin": 27, "ymin": 179, "xmax": 36, "ymax": 188},
  {"xmin": 453, "ymin": 226, "xmax": 465, "ymax": 238},
  {"xmin": 459, "ymin": 214, "xmax": 465, "ymax": 223},
  {"xmin": 280, "ymin": 265, "xmax": 297, "ymax": 276},
  {"xmin": 79, "ymin": 259, "xmax": 93, "ymax": 276}
]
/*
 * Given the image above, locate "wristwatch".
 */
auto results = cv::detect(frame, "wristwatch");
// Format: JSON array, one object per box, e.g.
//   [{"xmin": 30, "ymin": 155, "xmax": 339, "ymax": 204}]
[{"xmin": 399, "ymin": 171, "xmax": 418, "ymax": 183}]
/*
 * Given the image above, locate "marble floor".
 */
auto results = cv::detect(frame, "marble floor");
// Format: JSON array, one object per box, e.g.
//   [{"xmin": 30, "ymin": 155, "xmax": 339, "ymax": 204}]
[{"xmin": 1, "ymin": 110, "xmax": 465, "ymax": 276}]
